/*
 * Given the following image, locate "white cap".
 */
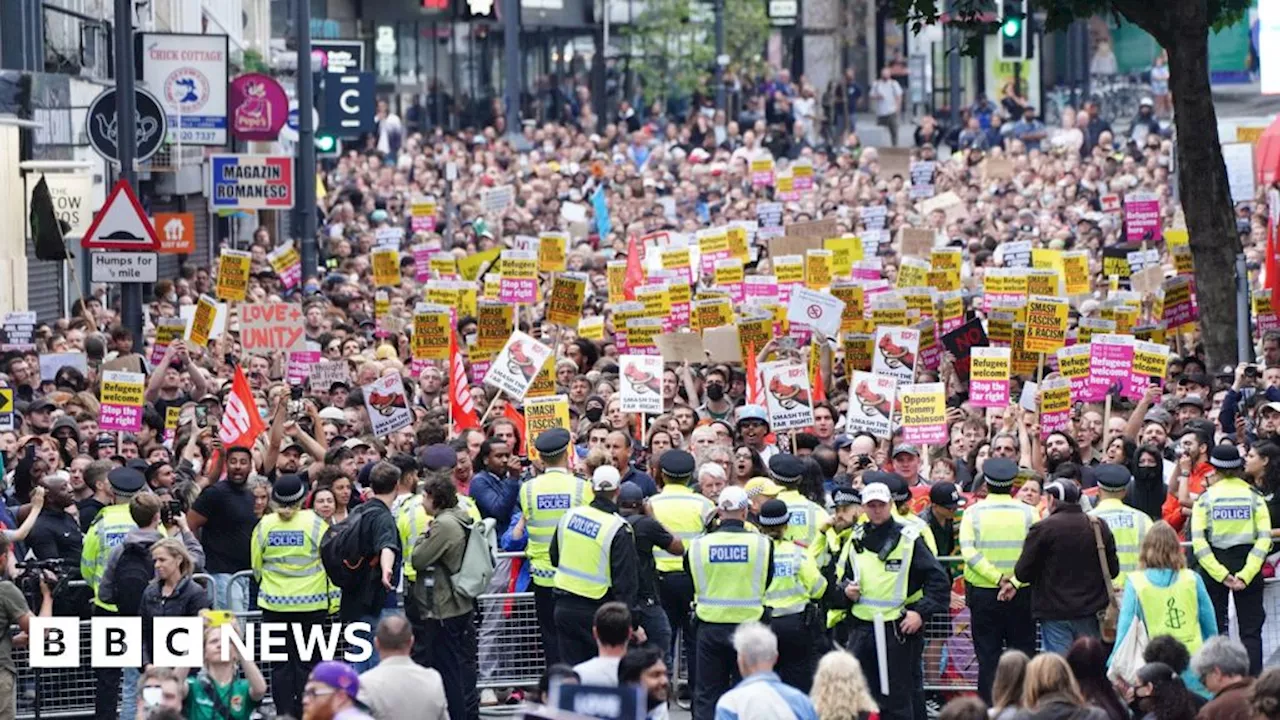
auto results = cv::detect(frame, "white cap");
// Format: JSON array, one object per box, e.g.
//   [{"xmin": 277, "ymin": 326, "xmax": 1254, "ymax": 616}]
[
  {"xmin": 861, "ymin": 483, "xmax": 892, "ymax": 505},
  {"xmin": 718, "ymin": 486, "xmax": 750, "ymax": 512},
  {"xmin": 318, "ymin": 406, "xmax": 346, "ymax": 422},
  {"xmin": 592, "ymin": 465, "xmax": 622, "ymax": 492}
]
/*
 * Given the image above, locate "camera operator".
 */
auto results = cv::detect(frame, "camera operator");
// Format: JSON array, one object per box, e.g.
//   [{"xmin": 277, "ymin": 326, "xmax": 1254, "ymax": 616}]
[
  {"xmin": 24, "ymin": 472, "xmax": 90, "ymax": 618},
  {"xmin": 1, "ymin": 533, "xmax": 54, "ymax": 720},
  {"xmin": 1221, "ymin": 363, "xmax": 1280, "ymax": 447}
]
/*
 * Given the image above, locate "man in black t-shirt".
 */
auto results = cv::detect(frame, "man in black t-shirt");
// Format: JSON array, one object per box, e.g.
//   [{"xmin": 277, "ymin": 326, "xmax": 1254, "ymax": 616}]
[
  {"xmin": 617, "ymin": 481, "xmax": 681, "ymax": 666},
  {"xmin": 187, "ymin": 445, "xmax": 258, "ymax": 611},
  {"xmin": 26, "ymin": 473, "xmax": 90, "ymax": 617}
]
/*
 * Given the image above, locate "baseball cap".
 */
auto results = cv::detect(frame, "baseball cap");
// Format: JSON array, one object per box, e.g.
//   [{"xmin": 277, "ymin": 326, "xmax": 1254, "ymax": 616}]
[
  {"xmin": 929, "ymin": 482, "xmax": 966, "ymax": 509},
  {"xmin": 736, "ymin": 405, "xmax": 770, "ymax": 427},
  {"xmin": 717, "ymin": 486, "xmax": 750, "ymax": 512},
  {"xmin": 593, "ymin": 465, "xmax": 622, "ymax": 492},
  {"xmin": 743, "ymin": 477, "xmax": 781, "ymax": 498},
  {"xmin": 892, "ymin": 444, "xmax": 921, "ymax": 458},
  {"xmin": 1177, "ymin": 394, "xmax": 1205, "ymax": 409},
  {"xmin": 861, "ymin": 483, "xmax": 892, "ymax": 505},
  {"xmin": 318, "ymin": 407, "xmax": 346, "ymax": 422},
  {"xmin": 1261, "ymin": 402, "xmax": 1280, "ymax": 416}
]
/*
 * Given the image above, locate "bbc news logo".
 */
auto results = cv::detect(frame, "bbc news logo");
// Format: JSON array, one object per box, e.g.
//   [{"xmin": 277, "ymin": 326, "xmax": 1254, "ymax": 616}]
[{"xmin": 28, "ymin": 618, "xmax": 373, "ymax": 668}]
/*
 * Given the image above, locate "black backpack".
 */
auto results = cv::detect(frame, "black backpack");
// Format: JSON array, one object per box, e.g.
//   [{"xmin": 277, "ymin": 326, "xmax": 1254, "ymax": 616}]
[
  {"xmin": 113, "ymin": 542, "xmax": 157, "ymax": 616},
  {"xmin": 319, "ymin": 507, "xmax": 375, "ymax": 590}
]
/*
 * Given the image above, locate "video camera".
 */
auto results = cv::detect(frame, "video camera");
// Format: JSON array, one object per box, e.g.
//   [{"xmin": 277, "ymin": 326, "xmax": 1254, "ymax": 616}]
[{"xmin": 14, "ymin": 558, "xmax": 68, "ymax": 606}]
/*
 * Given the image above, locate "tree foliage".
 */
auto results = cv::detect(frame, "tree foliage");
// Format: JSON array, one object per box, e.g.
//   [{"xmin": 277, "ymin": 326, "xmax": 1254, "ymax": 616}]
[{"xmin": 626, "ymin": 0, "xmax": 770, "ymax": 106}]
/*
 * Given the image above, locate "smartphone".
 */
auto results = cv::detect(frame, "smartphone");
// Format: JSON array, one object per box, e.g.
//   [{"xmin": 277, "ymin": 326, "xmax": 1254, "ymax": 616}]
[
  {"xmin": 195, "ymin": 406, "xmax": 208, "ymax": 427},
  {"xmin": 778, "ymin": 337, "xmax": 797, "ymax": 352}
]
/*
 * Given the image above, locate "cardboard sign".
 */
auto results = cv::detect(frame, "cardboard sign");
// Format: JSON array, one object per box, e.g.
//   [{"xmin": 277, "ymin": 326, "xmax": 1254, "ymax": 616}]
[
  {"xmin": 240, "ymin": 303, "xmax": 306, "ymax": 352},
  {"xmin": 499, "ymin": 250, "xmax": 539, "ymax": 304},
  {"xmin": 188, "ymin": 294, "xmax": 220, "ymax": 347},
  {"xmin": 702, "ymin": 326, "xmax": 743, "ymax": 364},
  {"xmin": 909, "ymin": 160, "xmax": 937, "ymax": 199},
  {"xmin": 39, "ymin": 352, "xmax": 87, "ymax": 382},
  {"xmin": 363, "ymin": 372, "xmax": 413, "ymax": 436},
  {"xmin": 786, "ymin": 286, "xmax": 846, "ymax": 338},
  {"xmin": 655, "ymin": 332, "xmax": 706, "ymax": 364},
  {"xmin": 215, "ymin": 249, "xmax": 251, "ymax": 301},
  {"xmin": 847, "ymin": 371, "xmax": 897, "ymax": 439},
  {"xmin": 899, "ymin": 382, "xmax": 947, "ymax": 446},
  {"xmin": 482, "ymin": 185, "xmax": 515, "ymax": 214},
  {"xmin": 899, "ymin": 228, "xmax": 935, "ymax": 258},
  {"xmin": 1040, "ymin": 377, "xmax": 1073, "ymax": 438},
  {"xmin": 1023, "ymin": 296, "xmax": 1068, "ymax": 353},
  {"xmin": 970, "ymin": 347, "xmax": 1011, "ymax": 408},
  {"xmin": 547, "ymin": 273, "xmax": 588, "ymax": 326},
  {"xmin": 99, "ymin": 370, "xmax": 145, "ymax": 432},
  {"xmin": 619, "ymin": 356, "xmax": 664, "ymax": 415},
  {"xmin": 308, "ymin": 360, "xmax": 351, "ymax": 393},
  {"xmin": 371, "ymin": 247, "xmax": 401, "ymax": 287},
  {"xmin": 524, "ymin": 395, "xmax": 571, "ymax": 461},
  {"xmin": 771, "ymin": 218, "xmax": 838, "ymax": 257},
  {"xmin": 871, "ymin": 327, "xmax": 920, "ymax": 385},
  {"xmin": 761, "ymin": 361, "xmax": 815, "ymax": 431},
  {"xmin": 485, "ymin": 331, "xmax": 553, "ymax": 400},
  {"xmin": 411, "ymin": 304, "xmax": 452, "ymax": 361}
]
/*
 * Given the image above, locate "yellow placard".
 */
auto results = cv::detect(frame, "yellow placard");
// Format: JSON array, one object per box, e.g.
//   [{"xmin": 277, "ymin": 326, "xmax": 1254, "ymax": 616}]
[
  {"xmin": 1171, "ymin": 246, "xmax": 1194, "ymax": 275},
  {"xmin": 939, "ymin": 291, "xmax": 964, "ymax": 327},
  {"xmin": 738, "ymin": 315, "xmax": 773, "ymax": 357},
  {"xmin": 528, "ymin": 358, "xmax": 556, "ymax": 399},
  {"xmin": 1023, "ymin": 296, "xmax": 1068, "ymax": 353},
  {"xmin": 502, "ymin": 251, "xmax": 537, "ymax": 280},
  {"xmin": 1056, "ymin": 346, "xmax": 1092, "ymax": 380},
  {"xmin": 692, "ymin": 297, "xmax": 734, "ymax": 332},
  {"xmin": 477, "ymin": 302, "xmax": 514, "ymax": 349},
  {"xmin": 903, "ymin": 289, "xmax": 935, "ymax": 320},
  {"xmin": 1010, "ymin": 325, "xmax": 1039, "ymax": 375},
  {"xmin": 457, "ymin": 247, "xmax": 501, "ymax": 281},
  {"xmin": 805, "ymin": 250, "xmax": 833, "ymax": 289},
  {"xmin": 635, "ymin": 283, "xmax": 673, "ymax": 319},
  {"xmin": 698, "ymin": 229, "xmax": 730, "ymax": 256},
  {"xmin": 1026, "ymin": 269, "xmax": 1061, "ymax": 297},
  {"xmin": 269, "ymin": 244, "xmax": 300, "ymax": 276},
  {"xmin": 547, "ymin": 274, "xmax": 587, "ymax": 326},
  {"xmin": 374, "ymin": 291, "xmax": 390, "ymax": 320},
  {"xmin": 930, "ymin": 248, "xmax": 961, "ymax": 273},
  {"xmin": 608, "ymin": 260, "xmax": 628, "ymax": 304},
  {"xmin": 1041, "ymin": 382, "xmax": 1071, "ymax": 414},
  {"xmin": 825, "ymin": 236, "xmax": 863, "ymax": 277},
  {"xmin": 101, "ymin": 373, "xmax": 145, "ymax": 407},
  {"xmin": 1062, "ymin": 251, "xmax": 1091, "ymax": 296},
  {"xmin": 870, "ymin": 303, "xmax": 908, "ymax": 328},
  {"xmin": 189, "ymin": 295, "xmax": 218, "ymax": 348},
  {"xmin": 165, "ymin": 406, "xmax": 181, "ymax": 430},
  {"xmin": 900, "ymin": 384, "xmax": 946, "ymax": 429},
  {"xmin": 578, "ymin": 316, "xmax": 605, "ymax": 341},
  {"xmin": 927, "ymin": 269, "xmax": 960, "ymax": 293},
  {"xmin": 372, "ymin": 247, "xmax": 401, "ymax": 288},
  {"xmin": 1031, "ymin": 248, "xmax": 1065, "ymax": 275},
  {"xmin": 524, "ymin": 395, "xmax": 571, "ymax": 461},
  {"xmin": 897, "ymin": 257, "xmax": 930, "ymax": 289},
  {"xmin": 971, "ymin": 349, "xmax": 1011, "ymax": 381},
  {"xmin": 844, "ymin": 334, "xmax": 874, "ymax": 372},
  {"xmin": 988, "ymin": 311, "xmax": 1015, "ymax": 345},
  {"xmin": 626, "ymin": 319, "xmax": 663, "ymax": 350},
  {"xmin": 726, "ymin": 226, "xmax": 750, "ymax": 262},
  {"xmin": 1133, "ymin": 341, "xmax": 1169, "ymax": 378},
  {"xmin": 660, "ymin": 247, "xmax": 692, "ymax": 277},
  {"xmin": 430, "ymin": 254, "xmax": 458, "ymax": 277},
  {"xmin": 216, "ymin": 250, "xmax": 251, "ymax": 302},
  {"xmin": 714, "ymin": 260, "xmax": 745, "ymax": 288},
  {"xmin": 774, "ymin": 256, "xmax": 805, "ymax": 285},
  {"xmin": 412, "ymin": 307, "xmax": 451, "ymax": 361},
  {"xmin": 1077, "ymin": 318, "xmax": 1115, "ymax": 344},
  {"xmin": 831, "ymin": 283, "xmax": 866, "ymax": 333},
  {"xmin": 538, "ymin": 232, "xmax": 569, "ymax": 273},
  {"xmin": 1113, "ymin": 304, "xmax": 1139, "ymax": 335}
]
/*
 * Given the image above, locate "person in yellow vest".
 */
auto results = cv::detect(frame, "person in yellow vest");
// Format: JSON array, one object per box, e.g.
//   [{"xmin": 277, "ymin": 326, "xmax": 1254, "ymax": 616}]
[
  {"xmin": 766, "ymin": 453, "xmax": 830, "ymax": 550},
  {"xmin": 816, "ymin": 485, "xmax": 863, "ymax": 646},
  {"xmin": 250, "ymin": 474, "xmax": 329, "ymax": 719},
  {"xmin": 881, "ymin": 471, "xmax": 935, "ymax": 720},
  {"xmin": 520, "ymin": 427, "xmax": 593, "ymax": 666},
  {"xmin": 957, "ymin": 458, "xmax": 1037, "ymax": 704},
  {"xmin": 1110, "ymin": 521, "xmax": 1217, "ymax": 671},
  {"xmin": 833, "ymin": 480, "xmax": 948, "ymax": 720},
  {"xmin": 650, "ymin": 450, "xmax": 713, "ymax": 666},
  {"xmin": 1089, "ymin": 464, "xmax": 1152, "ymax": 592},
  {"xmin": 1191, "ymin": 444, "xmax": 1272, "ymax": 675},
  {"xmin": 81, "ymin": 466, "xmax": 150, "ymax": 720},
  {"xmin": 685, "ymin": 485, "xmax": 773, "ymax": 720},
  {"xmin": 757, "ymin": 498, "xmax": 827, "ymax": 692},
  {"xmin": 549, "ymin": 464, "xmax": 639, "ymax": 666}
]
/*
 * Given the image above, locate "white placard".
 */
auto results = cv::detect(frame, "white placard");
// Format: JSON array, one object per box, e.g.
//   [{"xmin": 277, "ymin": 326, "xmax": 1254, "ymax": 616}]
[
  {"xmin": 484, "ymin": 331, "xmax": 553, "ymax": 401},
  {"xmin": 846, "ymin": 371, "xmax": 897, "ymax": 439},
  {"xmin": 786, "ymin": 286, "xmax": 846, "ymax": 338},
  {"xmin": 871, "ymin": 327, "xmax": 920, "ymax": 386},
  {"xmin": 362, "ymin": 372, "xmax": 413, "ymax": 436},
  {"xmin": 618, "ymin": 356, "xmax": 664, "ymax": 415},
  {"xmin": 760, "ymin": 361, "xmax": 815, "ymax": 431}
]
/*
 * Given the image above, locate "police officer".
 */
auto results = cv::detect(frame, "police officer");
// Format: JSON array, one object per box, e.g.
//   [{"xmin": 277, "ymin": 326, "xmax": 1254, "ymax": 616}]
[
  {"xmin": 767, "ymin": 453, "xmax": 830, "ymax": 549},
  {"xmin": 81, "ymin": 466, "xmax": 150, "ymax": 719},
  {"xmin": 836, "ymin": 481, "xmax": 948, "ymax": 720},
  {"xmin": 649, "ymin": 450, "xmax": 713, "ymax": 663},
  {"xmin": 685, "ymin": 486, "xmax": 773, "ymax": 720},
  {"xmin": 959, "ymin": 458, "xmax": 1037, "ymax": 703},
  {"xmin": 1192, "ymin": 444, "xmax": 1272, "ymax": 674},
  {"xmin": 884, "ymin": 473, "xmax": 938, "ymax": 555},
  {"xmin": 519, "ymin": 427, "xmax": 593, "ymax": 666},
  {"xmin": 757, "ymin": 498, "xmax": 827, "ymax": 692},
  {"xmin": 550, "ymin": 465, "xmax": 639, "ymax": 665},
  {"xmin": 251, "ymin": 474, "xmax": 329, "ymax": 718},
  {"xmin": 1090, "ymin": 464, "xmax": 1152, "ymax": 591},
  {"xmin": 817, "ymin": 485, "xmax": 863, "ymax": 646}
]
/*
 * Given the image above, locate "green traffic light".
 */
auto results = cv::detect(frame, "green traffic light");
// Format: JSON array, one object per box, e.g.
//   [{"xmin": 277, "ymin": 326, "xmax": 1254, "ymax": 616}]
[
  {"xmin": 316, "ymin": 135, "xmax": 337, "ymax": 152},
  {"xmin": 1002, "ymin": 17, "xmax": 1021, "ymax": 36}
]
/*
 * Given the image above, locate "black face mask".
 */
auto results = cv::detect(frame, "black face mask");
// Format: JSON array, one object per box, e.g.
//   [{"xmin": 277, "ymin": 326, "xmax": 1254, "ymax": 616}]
[
  {"xmin": 706, "ymin": 384, "xmax": 725, "ymax": 401},
  {"xmin": 1134, "ymin": 466, "xmax": 1162, "ymax": 484},
  {"xmin": 586, "ymin": 407, "xmax": 604, "ymax": 423}
]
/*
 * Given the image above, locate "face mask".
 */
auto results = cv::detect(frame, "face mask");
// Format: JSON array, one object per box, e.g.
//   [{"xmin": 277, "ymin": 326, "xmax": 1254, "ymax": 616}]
[
  {"xmin": 706, "ymin": 384, "xmax": 725, "ymax": 401},
  {"xmin": 1134, "ymin": 466, "xmax": 1162, "ymax": 483},
  {"xmin": 142, "ymin": 687, "xmax": 163, "ymax": 708},
  {"xmin": 586, "ymin": 407, "xmax": 604, "ymax": 423}
]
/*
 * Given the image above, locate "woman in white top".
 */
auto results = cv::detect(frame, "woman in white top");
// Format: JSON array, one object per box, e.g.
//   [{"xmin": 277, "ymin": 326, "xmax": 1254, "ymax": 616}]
[{"xmin": 1049, "ymin": 107, "xmax": 1084, "ymax": 156}]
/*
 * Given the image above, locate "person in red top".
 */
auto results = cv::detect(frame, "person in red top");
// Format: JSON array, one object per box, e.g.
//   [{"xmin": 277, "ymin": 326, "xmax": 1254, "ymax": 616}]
[{"xmin": 1162, "ymin": 427, "xmax": 1214, "ymax": 534}]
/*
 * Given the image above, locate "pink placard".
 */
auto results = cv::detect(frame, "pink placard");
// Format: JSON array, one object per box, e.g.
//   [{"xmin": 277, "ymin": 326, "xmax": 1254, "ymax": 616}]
[
  {"xmin": 99, "ymin": 403, "xmax": 142, "ymax": 433},
  {"xmin": 1124, "ymin": 197, "xmax": 1161, "ymax": 242},
  {"xmin": 413, "ymin": 246, "xmax": 433, "ymax": 283},
  {"xmin": 1041, "ymin": 408, "xmax": 1072, "ymax": 437},
  {"xmin": 970, "ymin": 378, "xmax": 1010, "ymax": 408},
  {"xmin": 902, "ymin": 423, "xmax": 948, "ymax": 446},
  {"xmin": 499, "ymin": 277, "xmax": 538, "ymax": 304},
  {"xmin": 287, "ymin": 351, "xmax": 321, "ymax": 385},
  {"xmin": 1088, "ymin": 339, "xmax": 1134, "ymax": 402}
]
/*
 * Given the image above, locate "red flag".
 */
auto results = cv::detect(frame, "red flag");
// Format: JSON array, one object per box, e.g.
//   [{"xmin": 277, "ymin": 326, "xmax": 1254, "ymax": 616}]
[
  {"xmin": 811, "ymin": 360, "xmax": 827, "ymax": 404},
  {"xmin": 450, "ymin": 331, "xmax": 481, "ymax": 434},
  {"xmin": 218, "ymin": 366, "xmax": 267, "ymax": 448},
  {"xmin": 745, "ymin": 344, "xmax": 764, "ymax": 406},
  {"xmin": 623, "ymin": 233, "xmax": 645, "ymax": 301},
  {"xmin": 1269, "ymin": 188, "xmax": 1280, "ymax": 309},
  {"xmin": 503, "ymin": 402, "xmax": 528, "ymax": 456}
]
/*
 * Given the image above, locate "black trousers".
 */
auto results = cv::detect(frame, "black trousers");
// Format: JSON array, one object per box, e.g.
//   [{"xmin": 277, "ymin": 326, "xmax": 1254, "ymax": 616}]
[
  {"xmin": 907, "ymin": 625, "xmax": 926, "ymax": 720},
  {"xmin": 533, "ymin": 583, "xmax": 561, "ymax": 667},
  {"xmin": 554, "ymin": 595, "xmax": 602, "ymax": 667},
  {"xmin": 693, "ymin": 621, "xmax": 738, "ymax": 720},
  {"xmin": 405, "ymin": 597, "xmax": 435, "ymax": 668},
  {"xmin": 659, "ymin": 572, "xmax": 695, "ymax": 691},
  {"xmin": 1203, "ymin": 570, "xmax": 1267, "ymax": 675},
  {"xmin": 93, "ymin": 606, "xmax": 120, "ymax": 720},
  {"xmin": 848, "ymin": 619, "xmax": 916, "ymax": 720},
  {"xmin": 771, "ymin": 612, "xmax": 815, "ymax": 692},
  {"xmin": 966, "ymin": 583, "xmax": 1037, "ymax": 703},
  {"xmin": 261, "ymin": 609, "xmax": 328, "ymax": 719},
  {"xmin": 425, "ymin": 611, "xmax": 480, "ymax": 720}
]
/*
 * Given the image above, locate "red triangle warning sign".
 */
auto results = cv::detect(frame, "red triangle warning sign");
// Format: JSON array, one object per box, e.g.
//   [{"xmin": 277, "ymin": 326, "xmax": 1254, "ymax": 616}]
[{"xmin": 81, "ymin": 179, "xmax": 160, "ymax": 251}]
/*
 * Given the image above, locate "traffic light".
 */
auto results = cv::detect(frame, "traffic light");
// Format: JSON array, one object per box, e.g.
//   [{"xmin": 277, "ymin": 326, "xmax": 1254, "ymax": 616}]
[
  {"xmin": 1000, "ymin": 0, "xmax": 1027, "ymax": 61},
  {"xmin": 316, "ymin": 133, "xmax": 339, "ymax": 157}
]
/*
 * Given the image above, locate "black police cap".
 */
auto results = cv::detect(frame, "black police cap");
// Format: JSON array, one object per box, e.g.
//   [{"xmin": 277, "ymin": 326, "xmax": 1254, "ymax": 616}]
[
  {"xmin": 758, "ymin": 499, "xmax": 791, "ymax": 527},
  {"xmin": 1094, "ymin": 464, "xmax": 1132, "ymax": 491},
  {"xmin": 831, "ymin": 485, "xmax": 862, "ymax": 506},
  {"xmin": 983, "ymin": 458, "xmax": 1019, "ymax": 488},
  {"xmin": 534, "ymin": 428, "xmax": 572, "ymax": 458},
  {"xmin": 659, "ymin": 450, "xmax": 696, "ymax": 481},
  {"xmin": 880, "ymin": 472, "xmax": 909, "ymax": 502},
  {"xmin": 107, "ymin": 467, "xmax": 146, "ymax": 494},
  {"xmin": 272, "ymin": 474, "xmax": 307, "ymax": 504},
  {"xmin": 768, "ymin": 453, "xmax": 805, "ymax": 484}
]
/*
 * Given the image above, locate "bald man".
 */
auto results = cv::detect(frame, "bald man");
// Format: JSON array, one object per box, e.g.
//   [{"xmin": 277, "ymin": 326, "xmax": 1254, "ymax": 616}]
[{"xmin": 358, "ymin": 614, "xmax": 449, "ymax": 720}]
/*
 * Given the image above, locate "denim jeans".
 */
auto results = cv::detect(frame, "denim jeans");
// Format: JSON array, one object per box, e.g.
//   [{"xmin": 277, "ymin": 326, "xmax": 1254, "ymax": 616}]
[
  {"xmin": 1039, "ymin": 616, "xmax": 1100, "ymax": 655},
  {"xmin": 118, "ymin": 666, "xmax": 139, "ymax": 719},
  {"xmin": 211, "ymin": 573, "xmax": 249, "ymax": 612}
]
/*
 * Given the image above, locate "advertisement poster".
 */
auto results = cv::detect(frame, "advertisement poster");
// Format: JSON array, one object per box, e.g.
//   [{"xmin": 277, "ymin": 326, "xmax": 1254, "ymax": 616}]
[
  {"xmin": 970, "ymin": 347, "xmax": 1012, "ymax": 408},
  {"xmin": 362, "ymin": 373, "xmax": 413, "ymax": 436},
  {"xmin": 485, "ymin": 331, "xmax": 553, "ymax": 400},
  {"xmin": 140, "ymin": 33, "xmax": 229, "ymax": 145},
  {"xmin": 761, "ymin": 361, "xmax": 814, "ymax": 431},
  {"xmin": 99, "ymin": 370, "xmax": 146, "ymax": 432},
  {"xmin": 871, "ymin": 327, "xmax": 920, "ymax": 385},
  {"xmin": 228, "ymin": 73, "xmax": 287, "ymax": 141},
  {"xmin": 847, "ymin": 371, "xmax": 897, "ymax": 439},
  {"xmin": 619, "ymin": 356, "xmax": 664, "ymax": 414},
  {"xmin": 899, "ymin": 382, "xmax": 948, "ymax": 446}
]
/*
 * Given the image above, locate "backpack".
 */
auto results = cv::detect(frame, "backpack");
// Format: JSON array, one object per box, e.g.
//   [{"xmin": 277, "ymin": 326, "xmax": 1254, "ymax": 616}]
[
  {"xmin": 319, "ymin": 509, "xmax": 375, "ymax": 590},
  {"xmin": 113, "ymin": 542, "xmax": 157, "ymax": 616},
  {"xmin": 450, "ymin": 513, "xmax": 497, "ymax": 600}
]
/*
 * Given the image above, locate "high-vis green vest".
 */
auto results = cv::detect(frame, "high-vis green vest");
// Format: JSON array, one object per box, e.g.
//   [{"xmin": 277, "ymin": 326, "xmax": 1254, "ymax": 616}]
[
  {"xmin": 777, "ymin": 490, "xmax": 830, "ymax": 549},
  {"xmin": 554, "ymin": 506, "xmax": 627, "ymax": 600},
  {"xmin": 960, "ymin": 495, "xmax": 1036, "ymax": 588},
  {"xmin": 520, "ymin": 469, "xmax": 593, "ymax": 587},
  {"xmin": 1128, "ymin": 569, "xmax": 1203, "ymax": 654},
  {"xmin": 851, "ymin": 526, "xmax": 919, "ymax": 622},
  {"xmin": 689, "ymin": 531, "xmax": 770, "ymax": 624},
  {"xmin": 1191, "ymin": 476, "xmax": 1273, "ymax": 585},
  {"xmin": 649, "ymin": 485, "xmax": 714, "ymax": 573},
  {"xmin": 252, "ymin": 509, "xmax": 330, "ymax": 612},
  {"xmin": 397, "ymin": 494, "xmax": 481, "ymax": 582},
  {"xmin": 765, "ymin": 538, "xmax": 827, "ymax": 616},
  {"xmin": 81, "ymin": 504, "xmax": 155, "ymax": 611},
  {"xmin": 826, "ymin": 528, "xmax": 856, "ymax": 629},
  {"xmin": 1089, "ymin": 498, "xmax": 1152, "ymax": 589}
]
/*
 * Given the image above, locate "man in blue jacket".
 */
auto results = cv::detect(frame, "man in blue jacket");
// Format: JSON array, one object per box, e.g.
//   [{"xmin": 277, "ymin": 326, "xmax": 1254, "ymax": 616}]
[{"xmin": 470, "ymin": 438, "xmax": 520, "ymax": 529}]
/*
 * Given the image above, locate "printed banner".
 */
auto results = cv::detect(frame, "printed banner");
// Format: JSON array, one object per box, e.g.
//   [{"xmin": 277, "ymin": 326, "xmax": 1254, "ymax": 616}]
[
  {"xmin": 1023, "ymin": 296, "xmax": 1068, "ymax": 353},
  {"xmin": 970, "ymin": 347, "xmax": 1012, "ymax": 408},
  {"xmin": 899, "ymin": 382, "xmax": 948, "ymax": 446},
  {"xmin": 619, "ymin": 355, "xmax": 664, "ymax": 415},
  {"xmin": 761, "ymin": 361, "xmax": 815, "ymax": 431},
  {"xmin": 362, "ymin": 372, "xmax": 413, "ymax": 436},
  {"xmin": 1124, "ymin": 192, "xmax": 1161, "ymax": 242},
  {"xmin": 539, "ymin": 232, "xmax": 569, "ymax": 273},
  {"xmin": 99, "ymin": 370, "xmax": 146, "ymax": 432},
  {"xmin": 188, "ymin": 294, "xmax": 220, "ymax": 347},
  {"xmin": 216, "ymin": 249, "xmax": 251, "ymax": 301},
  {"xmin": 546, "ymin": 273, "xmax": 588, "ymax": 326},
  {"xmin": 485, "ymin": 331, "xmax": 553, "ymax": 400},
  {"xmin": 847, "ymin": 371, "xmax": 897, "ymax": 439},
  {"xmin": 150, "ymin": 317, "xmax": 188, "ymax": 365},
  {"xmin": 286, "ymin": 350, "xmax": 321, "ymax": 386},
  {"xmin": 267, "ymin": 242, "xmax": 302, "ymax": 289},
  {"xmin": 1089, "ymin": 334, "xmax": 1136, "ymax": 402}
]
